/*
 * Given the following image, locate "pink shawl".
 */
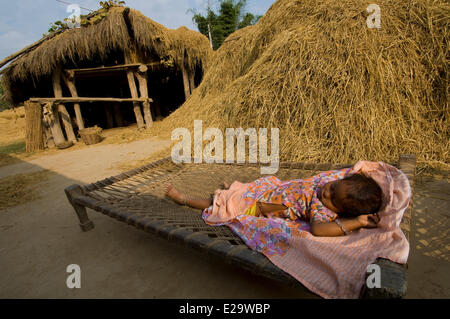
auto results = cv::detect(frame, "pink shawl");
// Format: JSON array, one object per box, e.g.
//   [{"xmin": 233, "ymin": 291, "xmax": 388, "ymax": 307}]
[{"xmin": 204, "ymin": 161, "xmax": 411, "ymax": 298}]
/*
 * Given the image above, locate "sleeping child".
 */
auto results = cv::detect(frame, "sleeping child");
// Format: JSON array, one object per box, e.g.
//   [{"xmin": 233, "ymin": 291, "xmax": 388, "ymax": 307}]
[
  {"xmin": 165, "ymin": 161, "xmax": 411, "ymax": 298},
  {"xmin": 164, "ymin": 167, "xmax": 383, "ymax": 237}
]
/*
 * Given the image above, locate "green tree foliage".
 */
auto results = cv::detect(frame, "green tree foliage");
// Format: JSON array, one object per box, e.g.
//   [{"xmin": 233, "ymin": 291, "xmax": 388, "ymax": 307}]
[
  {"xmin": 99, "ymin": 0, "xmax": 125, "ymax": 9},
  {"xmin": 45, "ymin": 0, "xmax": 125, "ymax": 36},
  {"xmin": 191, "ymin": 0, "xmax": 261, "ymax": 50}
]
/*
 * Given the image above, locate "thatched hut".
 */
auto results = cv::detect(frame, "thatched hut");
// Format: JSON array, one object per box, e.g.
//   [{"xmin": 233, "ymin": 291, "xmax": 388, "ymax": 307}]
[{"xmin": 0, "ymin": 6, "xmax": 212, "ymax": 150}]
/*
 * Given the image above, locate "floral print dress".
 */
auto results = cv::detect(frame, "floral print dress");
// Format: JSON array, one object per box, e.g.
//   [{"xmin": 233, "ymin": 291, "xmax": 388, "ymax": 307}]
[{"xmin": 202, "ymin": 168, "xmax": 352, "ymax": 256}]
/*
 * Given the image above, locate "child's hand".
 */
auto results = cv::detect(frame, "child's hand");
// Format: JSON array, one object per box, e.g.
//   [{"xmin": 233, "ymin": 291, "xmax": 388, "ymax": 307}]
[{"xmin": 356, "ymin": 213, "xmax": 380, "ymax": 228}]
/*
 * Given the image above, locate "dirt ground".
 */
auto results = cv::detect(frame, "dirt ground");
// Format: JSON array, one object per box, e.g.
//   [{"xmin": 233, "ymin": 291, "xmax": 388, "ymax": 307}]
[{"xmin": 0, "ymin": 136, "xmax": 448, "ymax": 298}]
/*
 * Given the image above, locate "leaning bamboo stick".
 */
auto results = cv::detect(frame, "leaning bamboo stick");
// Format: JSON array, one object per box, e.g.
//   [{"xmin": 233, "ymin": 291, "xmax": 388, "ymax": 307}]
[
  {"xmin": 0, "ymin": 29, "xmax": 65, "ymax": 70},
  {"xmin": 64, "ymin": 62, "xmax": 161, "ymax": 77}
]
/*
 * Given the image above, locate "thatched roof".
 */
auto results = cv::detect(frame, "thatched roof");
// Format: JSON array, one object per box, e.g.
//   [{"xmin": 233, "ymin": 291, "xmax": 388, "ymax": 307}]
[
  {"xmin": 152, "ymin": 0, "xmax": 449, "ymax": 170},
  {"xmin": 1, "ymin": 6, "xmax": 212, "ymax": 105}
]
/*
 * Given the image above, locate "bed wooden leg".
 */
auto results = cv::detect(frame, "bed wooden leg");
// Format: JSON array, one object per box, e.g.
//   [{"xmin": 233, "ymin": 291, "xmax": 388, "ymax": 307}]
[{"xmin": 65, "ymin": 184, "xmax": 95, "ymax": 232}]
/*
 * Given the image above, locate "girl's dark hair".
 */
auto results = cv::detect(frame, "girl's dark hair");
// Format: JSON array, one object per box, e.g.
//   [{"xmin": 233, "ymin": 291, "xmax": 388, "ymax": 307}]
[{"xmin": 335, "ymin": 174, "xmax": 382, "ymax": 216}]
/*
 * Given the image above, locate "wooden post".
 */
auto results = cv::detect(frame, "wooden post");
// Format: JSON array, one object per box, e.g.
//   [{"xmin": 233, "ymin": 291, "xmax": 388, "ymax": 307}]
[
  {"xmin": 153, "ymin": 101, "xmax": 162, "ymax": 119},
  {"xmin": 63, "ymin": 73, "xmax": 85, "ymax": 130},
  {"xmin": 126, "ymin": 70, "xmax": 145, "ymax": 130},
  {"xmin": 188, "ymin": 67, "xmax": 195, "ymax": 94},
  {"xmin": 43, "ymin": 102, "xmax": 66, "ymax": 146},
  {"xmin": 42, "ymin": 112, "xmax": 55, "ymax": 148},
  {"xmin": 104, "ymin": 105, "xmax": 114, "ymax": 129},
  {"xmin": 124, "ymin": 48, "xmax": 146, "ymax": 130},
  {"xmin": 180, "ymin": 64, "xmax": 191, "ymax": 100},
  {"xmin": 24, "ymin": 101, "xmax": 44, "ymax": 152},
  {"xmin": 64, "ymin": 184, "xmax": 95, "ymax": 232},
  {"xmin": 52, "ymin": 68, "xmax": 77, "ymax": 142},
  {"xmin": 135, "ymin": 66, "xmax": 153, "ymax": 129},
  {"xmin": 30, "ymin": 97, "xmax": 153, "ymax": 103},
  {"xmin": 112, "ymin": 103, "xmax": 124, "ymax": 127}
]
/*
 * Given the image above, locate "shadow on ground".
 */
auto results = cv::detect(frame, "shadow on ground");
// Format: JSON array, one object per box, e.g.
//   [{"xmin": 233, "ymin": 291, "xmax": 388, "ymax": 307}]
[{"xmin": 0, "ymin": 151, "xmax": 318, "ymax": 299}]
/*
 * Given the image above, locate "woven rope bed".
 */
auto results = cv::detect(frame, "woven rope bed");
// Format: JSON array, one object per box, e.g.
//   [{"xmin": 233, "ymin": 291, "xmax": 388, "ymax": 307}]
[{"xmin": 64, "ymin": 154, "xmax": 416, "ymax": 298}]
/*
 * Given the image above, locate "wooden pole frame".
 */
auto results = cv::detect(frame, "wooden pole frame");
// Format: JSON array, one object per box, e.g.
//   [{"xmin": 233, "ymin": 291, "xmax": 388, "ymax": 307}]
[
  {"xmin": 52, "ymin": 67, "xmax": 77, "ymax": 143},
  {"xmin": 135, "ymin": 68, "xmax": 153, "ymax": 129},
  {"xmin": 30, "ymin": 97, "xmax": 153, "ymax": 104},
  {"xmin": 64, "ymin": 62, "xmax": 165, "ymax": 78},
  {"xmin": 126, "ymin": 70, "xmax": 145, "ymax": 130},
  {"xmin": 124, "ymin": 49, "xmax": 145, "ymax": 130},
  {"xmin": 62, "ymin": 73, "xmax": 85, "ymax": 130}
]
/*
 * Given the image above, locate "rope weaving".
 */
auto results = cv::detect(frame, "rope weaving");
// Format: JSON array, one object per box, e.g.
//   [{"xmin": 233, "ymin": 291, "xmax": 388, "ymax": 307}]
[{"xmin": 78, "ymin": 158, "xmax": 408, "ymax": 246}]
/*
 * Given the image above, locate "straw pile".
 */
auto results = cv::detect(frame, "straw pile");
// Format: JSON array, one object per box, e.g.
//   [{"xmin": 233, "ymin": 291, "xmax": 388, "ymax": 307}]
[
  {"xmin": 0, "ymin": 106, "xmax": 25, "ymax": 149},
  {"xmin": 153, "ymin": 0, "xmax": 449, "ymax": 169},
  {"xmin": 168, "ymin": 26, "xmax": 213, "ymax": 71}
]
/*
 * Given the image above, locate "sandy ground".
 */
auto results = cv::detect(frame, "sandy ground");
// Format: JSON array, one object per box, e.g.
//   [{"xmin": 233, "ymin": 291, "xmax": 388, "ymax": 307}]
[{"xmin": 0, "ymin": 137, "xmax": 448, "ymax": 298}]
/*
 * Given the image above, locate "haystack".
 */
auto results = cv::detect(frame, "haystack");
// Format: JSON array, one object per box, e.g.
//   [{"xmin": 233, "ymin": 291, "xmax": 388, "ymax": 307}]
[
  {"xmin": 0, "ymin": 6, "xmax": 212, "ymax": 150},
  {"xmin": 155, "ymin": 0, "xmax": 449, "ymax": 170}
]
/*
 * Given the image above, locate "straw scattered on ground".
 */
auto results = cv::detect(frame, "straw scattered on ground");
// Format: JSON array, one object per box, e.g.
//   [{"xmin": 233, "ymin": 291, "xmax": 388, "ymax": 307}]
[
  {"xmin": 0, "ymin": 106, "xmax": 167, "ymax": 167},
  {"xmin": 111, "ymin": 142, "xmax": 175, "ymax": 172},
  {"xmin": 0, "ymin": 170, "xmax": 52, "ymax": 210}
]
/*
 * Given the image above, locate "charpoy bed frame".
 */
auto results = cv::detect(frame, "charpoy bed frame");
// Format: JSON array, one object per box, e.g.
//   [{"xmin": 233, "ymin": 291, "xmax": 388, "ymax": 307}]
[{"xmin": 64, "ymin": 154, "xmax": 416, "ymax": 298}]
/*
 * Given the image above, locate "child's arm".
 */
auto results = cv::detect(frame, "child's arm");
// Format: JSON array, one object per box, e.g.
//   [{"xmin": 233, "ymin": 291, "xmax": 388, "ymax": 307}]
[
  {"xmin": 256, "ymin": 202, "xmax": 288, "ymax": 216},
  {"xmin": 311, "ymin": 214, "xmax": 380, "ymax": 237}
]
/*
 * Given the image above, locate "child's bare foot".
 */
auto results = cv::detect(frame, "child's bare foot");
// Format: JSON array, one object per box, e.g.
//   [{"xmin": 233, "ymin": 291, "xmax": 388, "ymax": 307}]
[
  {"xmin": 222, "ymin": 181, "xmax": 230, "ymax": 189},
  {"xmin": 164, "ymin": 184, "xmax": 186, "ymax": 205}
]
